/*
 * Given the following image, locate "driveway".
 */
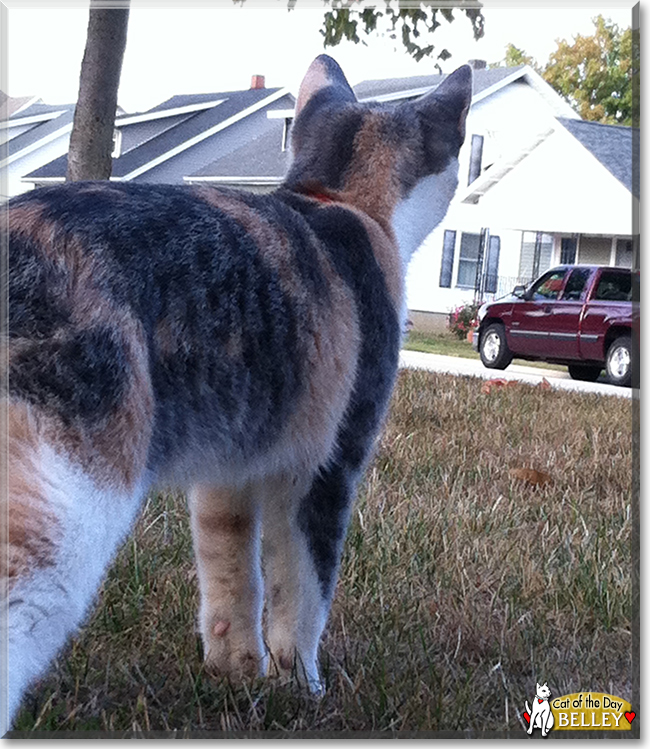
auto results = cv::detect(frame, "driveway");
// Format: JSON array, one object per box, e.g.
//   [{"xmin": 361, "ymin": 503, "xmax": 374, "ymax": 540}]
[{"xmin": 399, "ymin": 350, "xmax": 633, "ymax": 399}]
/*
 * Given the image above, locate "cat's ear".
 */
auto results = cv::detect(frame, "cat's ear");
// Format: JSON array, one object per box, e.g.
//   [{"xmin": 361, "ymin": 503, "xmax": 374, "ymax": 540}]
[
  {"xmin": 416, "ymin": 64, "xmax": 472, "ymax": 143},
  {"xmin": 295, "ymin": 55, "xmax": 357, "ymax": 117}
]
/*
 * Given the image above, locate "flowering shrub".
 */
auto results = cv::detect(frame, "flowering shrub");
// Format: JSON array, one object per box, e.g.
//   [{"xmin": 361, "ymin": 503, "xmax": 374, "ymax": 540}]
[{"xmin": 448, "ymin": 303, "xmax": 480, "ymax": 340}]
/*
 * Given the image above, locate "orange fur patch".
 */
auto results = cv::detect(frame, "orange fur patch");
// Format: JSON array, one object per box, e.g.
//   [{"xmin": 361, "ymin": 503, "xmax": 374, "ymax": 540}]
[
  {"xmin": 5, "ymin": 201, "xmax": 53, "ymax": 246},
  {"xmin": 341, "ymin": 114, "xmax": 401, "ymax": 235},
  {"xmin": 345, "ymin": 206, "xmax": 404, "ymax": 316},
  {"xmin": 2, "ymin": 401, "xmax": 60, "ymax": 586},
  {"xmin": 8, "ymin": 313, "xmax": 153, "ymax": 493},
  {"xmin": 6, "ymin": 211, "xmax": 154, "ymax": 492},
  {"xmin": 194, "ymin": 187, "xmax": 362, "ymax": 473}
]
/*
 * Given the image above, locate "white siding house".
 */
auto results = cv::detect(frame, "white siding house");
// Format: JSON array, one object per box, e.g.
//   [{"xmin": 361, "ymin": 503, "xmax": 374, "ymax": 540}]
[
  {"xmin": 6, "ymin": 68, "xmax": 636, "ymax": 334},
  {"xmin": 390, "ymin": 66, "xmax": 637, "ymax": 331}
]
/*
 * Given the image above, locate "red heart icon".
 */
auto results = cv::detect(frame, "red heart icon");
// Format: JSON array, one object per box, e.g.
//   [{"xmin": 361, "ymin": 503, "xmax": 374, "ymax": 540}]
[
  {"xmin": 523, "ymin": 712, "xmax": 530, "ymax": 724},
  {"xmin": 625, "ymin": 711, "xmax": 635, "ymax": 724}
]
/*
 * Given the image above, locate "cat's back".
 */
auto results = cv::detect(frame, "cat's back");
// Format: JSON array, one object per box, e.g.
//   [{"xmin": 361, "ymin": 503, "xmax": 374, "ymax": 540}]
[{"xmin": 5, "ymin": 181, "xmax": 400, "ymax": 484}]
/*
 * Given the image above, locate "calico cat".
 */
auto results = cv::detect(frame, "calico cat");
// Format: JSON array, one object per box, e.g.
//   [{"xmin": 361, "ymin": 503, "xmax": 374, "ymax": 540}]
[{"xmin": 2, "ymin": 55, "xmax": 471, "ymax": 728}]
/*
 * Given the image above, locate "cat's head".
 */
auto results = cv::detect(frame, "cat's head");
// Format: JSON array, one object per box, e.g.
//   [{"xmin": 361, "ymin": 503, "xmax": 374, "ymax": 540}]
[{"xmin": 285, "ymin": 54, "xmax": 472, "ymax": 263}]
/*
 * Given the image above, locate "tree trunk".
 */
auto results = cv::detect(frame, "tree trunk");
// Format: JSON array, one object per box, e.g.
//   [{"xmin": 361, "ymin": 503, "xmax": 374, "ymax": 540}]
[{"xmin": 66, "ymin": 1, "xmax": 130, "ymax": 182}]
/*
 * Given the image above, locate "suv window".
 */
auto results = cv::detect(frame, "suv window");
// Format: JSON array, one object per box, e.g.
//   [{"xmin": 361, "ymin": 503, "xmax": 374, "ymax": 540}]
[
  {"xmin": 531, "ymin": 270, "xmax": 567, "ymax": 300},
  {"xmin": 562, "ymin": 268, "xmax": 591, "ymax": 301},
  {"xmin": 594, "ymin": 270, "xmax": 632, "ymax": 302}
]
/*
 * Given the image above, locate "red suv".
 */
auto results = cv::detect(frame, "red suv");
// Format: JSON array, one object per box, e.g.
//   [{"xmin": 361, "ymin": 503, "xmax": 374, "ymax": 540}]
[{"xmin": 473, "ymin": 265, "xmax": 638, "ymax": 387}]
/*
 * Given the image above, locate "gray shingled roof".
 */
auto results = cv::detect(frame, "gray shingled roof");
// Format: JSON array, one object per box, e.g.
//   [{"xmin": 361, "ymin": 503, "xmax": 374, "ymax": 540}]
[
  {"xmin": 7, "ymin": 108, "xmax": 74, "ymax": 159},
  {"xmin": 557, "ymin": 117, "xmax": 638, "ymax": 198},
  {"xmin": 353, "ymin": 65, "xmax": 522, "ymax": 101},
  {"xmin": 27, "ymin": 88, "xmax": 283, "ymax": 180},
  {"xmin": 9, "ymin": 101, "xmax": 74, "ymax": 119},
  {"xmin": 146, "ymin": 92, "xmax": 235, "ymax": 113},
  {"xmin": 189, "ymin": 117, "xmax": 289, "ymax": 181}
]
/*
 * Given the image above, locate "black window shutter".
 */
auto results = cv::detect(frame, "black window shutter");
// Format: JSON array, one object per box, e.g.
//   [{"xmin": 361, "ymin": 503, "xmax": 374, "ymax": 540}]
[
  {"xmin": 485, "ymin": 235, "xmax": 500, "ymax": 293},
  {"xmin": 440, "ymin": 230, "xmax": 456, "ymax": 288}
]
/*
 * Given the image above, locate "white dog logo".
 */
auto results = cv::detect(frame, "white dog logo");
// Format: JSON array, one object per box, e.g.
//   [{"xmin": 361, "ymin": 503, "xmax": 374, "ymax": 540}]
[{"xmin": 524, "ymin": 682, "xmax": 555, "ymax": 736}]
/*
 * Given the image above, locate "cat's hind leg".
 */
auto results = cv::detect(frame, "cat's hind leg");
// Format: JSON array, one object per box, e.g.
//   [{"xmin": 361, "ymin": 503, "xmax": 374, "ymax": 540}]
[
  {"xmin": 188, "ymin": 483, "xmax": 265, "ymax": 680},
  {"xmin": 261, "ymin": 465, "xmax": 358, "ymax": 693},
  {"xmin": 260, "ymin": 473, "xmax": 325, "ymax": 691},
  {"xmin": 3, "ymin": 400, "xmax": 151, "ymax": 732}
]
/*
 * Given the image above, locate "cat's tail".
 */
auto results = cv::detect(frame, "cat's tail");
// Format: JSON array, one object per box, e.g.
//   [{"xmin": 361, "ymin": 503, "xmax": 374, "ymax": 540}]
[{"xmin": 2, "ymin": 399, "xmax": 150, "ymax": 733}]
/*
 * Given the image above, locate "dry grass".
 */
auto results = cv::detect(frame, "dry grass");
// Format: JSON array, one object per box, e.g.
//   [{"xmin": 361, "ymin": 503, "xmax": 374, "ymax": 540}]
[{"xmin": 12, "ymin": 370, "xmax": 634, "ymax": 736}]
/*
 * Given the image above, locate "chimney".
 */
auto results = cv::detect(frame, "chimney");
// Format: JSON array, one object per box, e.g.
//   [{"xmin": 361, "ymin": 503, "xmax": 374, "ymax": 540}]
[
  {"xmin": 468, "ymin": 59, "xmax": 487, "ymax": 70},
  {"xmin": 250, "ymin": 75, "xmax": 265, "ymax": 90}
]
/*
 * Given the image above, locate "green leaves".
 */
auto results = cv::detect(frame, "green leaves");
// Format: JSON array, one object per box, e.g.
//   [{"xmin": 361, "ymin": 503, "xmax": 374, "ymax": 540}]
[
  {"xmin": 492, "ymin": 16, "xmax": 636, "ymax": 126},
  {"xmin": 544, "ymin": 16, "xmax": 634, "ymax": 125},
  {"xmin": 321, "ymin": 1, "xmax": 485, "ymax": 65}
]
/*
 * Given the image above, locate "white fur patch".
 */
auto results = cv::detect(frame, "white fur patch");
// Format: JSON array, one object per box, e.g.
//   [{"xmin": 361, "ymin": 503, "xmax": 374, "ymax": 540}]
[
  {"xmin": 6, "ymin": 447, "xmax": 149, "ymax": 730},
  {"xmin": 391, "ymin": 159, "xmax": 460, "ymax": 267},
  {"xmin": 261, "ymin": 475, "xmax": 327, "ymax": 693}
]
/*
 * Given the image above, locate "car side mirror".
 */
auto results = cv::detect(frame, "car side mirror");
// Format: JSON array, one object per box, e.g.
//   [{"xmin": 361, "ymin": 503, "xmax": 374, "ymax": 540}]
[{"xmin": 513, "ymin": 285, "xmax": 527, "ymax": 299}]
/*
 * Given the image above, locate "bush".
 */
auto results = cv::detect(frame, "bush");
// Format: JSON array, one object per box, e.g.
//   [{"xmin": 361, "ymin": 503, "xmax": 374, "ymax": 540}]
[{"xmin": 448, "ymin": 303, "xmax": 479, "ymax": 340}]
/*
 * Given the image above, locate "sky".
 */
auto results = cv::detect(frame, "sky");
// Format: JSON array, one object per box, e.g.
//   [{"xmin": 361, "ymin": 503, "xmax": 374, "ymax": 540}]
[{"xmin": 2, "ymin": 1, "xmax": 637, "ymax": 113}]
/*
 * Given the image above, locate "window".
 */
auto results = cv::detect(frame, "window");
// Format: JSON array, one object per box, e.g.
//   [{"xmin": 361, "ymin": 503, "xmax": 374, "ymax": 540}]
[
  {"xmin": 519, "ymin": 231, "xmax": 553, "ymax": 281},
  {"xmin": 562, "ymin": 268, "xmax": 590, "ymax": 301},
  {"xmin": 111, "ymin": 129, "xmax": 122, "ymax": 158},
  {"xmin": 439, "ymin": 230, "xmax": 456, "ymax": 288},
  {"xmin": 594, "ymin": 270, "xmax": 632, "ymax": 302},
  {"xmin": 456, "ymin": 233, "xmax": 481, "ymax": 288},
  {"xmin": 615, "ymin": 238, "xmax": 633, "ymax": 269},
  {"xmin": 560, "ymin": 237, "xmax": 577, "ymax": 265},
  {"xmin": 531, "ymin": 269, "xmax": 567, "ymax": 301},
  {"xmin": 281, "ymin": 117, "xmax": 293, "ymax": 152}
]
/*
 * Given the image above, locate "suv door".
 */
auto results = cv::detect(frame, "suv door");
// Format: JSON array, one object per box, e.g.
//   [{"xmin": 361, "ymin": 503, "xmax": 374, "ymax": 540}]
[
  {"xmin": 545, "ymin": 267, "xmax": 594, "ymax": 359},
  {"xmin": 508, "ymin": 269, "xmax": 568, "ymax": 356},
  {"xmin": 580, "ymin": 268, "xmax": 633, "ymax": 360}
]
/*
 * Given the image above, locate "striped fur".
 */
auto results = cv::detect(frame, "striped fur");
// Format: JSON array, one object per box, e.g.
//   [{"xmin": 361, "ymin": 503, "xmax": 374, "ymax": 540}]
[{"xmin": 2, "ymin": 55, "xmax": 471, "ymax": 728}]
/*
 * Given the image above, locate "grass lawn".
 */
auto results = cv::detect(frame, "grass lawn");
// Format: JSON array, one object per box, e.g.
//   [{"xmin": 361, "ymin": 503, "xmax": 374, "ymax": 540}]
[
  {"xmin": 403, "ymin": 331, "xmax": 569, "ymax": 373},
  {"xmin": 12, "ymin": 370, "xmax": 633, "ymax": 735}
]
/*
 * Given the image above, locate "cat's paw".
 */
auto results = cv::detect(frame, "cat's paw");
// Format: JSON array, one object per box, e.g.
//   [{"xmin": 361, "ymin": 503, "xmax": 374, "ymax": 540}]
[
  {"xmin": 267, "ymin": 647, "xmax": 323, "ymax": 695},
  {"xmin": 202, "ymin": 618, "xmax": 265, "ymax": 680}
]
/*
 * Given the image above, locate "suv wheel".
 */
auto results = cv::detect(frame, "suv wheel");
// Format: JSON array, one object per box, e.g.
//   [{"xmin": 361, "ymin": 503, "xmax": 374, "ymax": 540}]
[
  {"xmin": 567, "ymin": 364, "xmax": 602, "ymax": 382},
  {"xmin": 479, "ymin": 323, "xmax": 513, "ymax": 370},
  {"xmin": 606, "ymin": 336, "xmax": 632, "ymax": 387}
]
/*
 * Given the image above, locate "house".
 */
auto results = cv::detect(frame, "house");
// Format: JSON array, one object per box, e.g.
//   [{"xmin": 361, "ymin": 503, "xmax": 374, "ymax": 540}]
[
  {"xmin": 12, "ymin": 64, "xmax": 636, "ymax": 335},
  {"xmin": 22, "ymin": 76, "xmax": 294, "ymax": 192},
  {"xmin": 184, "ymin": 109, "xmax": 291, "ymax": 193},
  {"xmin": 0, "ymin": 96, "xmax": 75, "ymax": 200},
  {"xmin": 355, "ymin": 63, "xmax": 637, "ymax": 331}
]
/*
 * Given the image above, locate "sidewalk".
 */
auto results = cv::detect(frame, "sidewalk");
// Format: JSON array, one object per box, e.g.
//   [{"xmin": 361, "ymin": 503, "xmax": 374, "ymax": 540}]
[{"xmin": 399, "ymin": 350, "xmax": 633, "ymax": 399}]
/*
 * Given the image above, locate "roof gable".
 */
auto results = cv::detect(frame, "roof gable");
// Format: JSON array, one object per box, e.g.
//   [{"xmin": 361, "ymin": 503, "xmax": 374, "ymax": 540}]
[
  {"xmin": 24, "ymin": 87, "xmax": 291, "ymax": 183},
  {"xmin": 353, "ymin": 65, "xmax": 521, "ymax": 101},
  {"xmin": 557, "ymin": 117, "xmax": 637, "ymax": 198},
  {"xmin": 353, "ymin": 65, "xmax": 578, "ymax": 121},
  {"xmin": 186, "ymin": 117, "xmax": 289, "ymax": 183},
  {"xmin": 1, "ymin": 107, "xmax": 74, "ymax": 169}
]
